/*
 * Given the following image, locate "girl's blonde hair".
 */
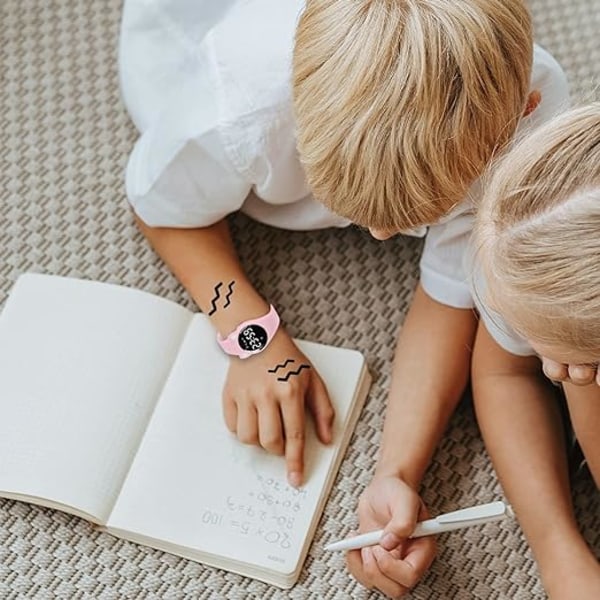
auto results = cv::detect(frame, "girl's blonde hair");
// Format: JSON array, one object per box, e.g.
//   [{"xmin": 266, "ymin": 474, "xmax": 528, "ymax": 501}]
[
  {"xmin": 292, "ymin": 0, "xmax": 533, "ymax": 231},
  {"xmin": 476, "ymin": 103, "xmax": 600, "ymax": 356}
]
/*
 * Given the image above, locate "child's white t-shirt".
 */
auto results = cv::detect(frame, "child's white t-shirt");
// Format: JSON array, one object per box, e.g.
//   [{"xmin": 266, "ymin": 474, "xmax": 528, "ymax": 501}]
[{"xmin": 119, "ymin": 0, "xmax": 569, "ymax": 330}]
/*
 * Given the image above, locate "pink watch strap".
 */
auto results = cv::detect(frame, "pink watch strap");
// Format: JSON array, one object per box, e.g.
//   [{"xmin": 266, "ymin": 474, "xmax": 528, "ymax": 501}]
[
  {"xmin": 217, "ymin": 305, "xmax": 280, "ymax": 358},
  {"xmin": 218, "ymin": 334, "xmax": 242, "ymax": 355}
]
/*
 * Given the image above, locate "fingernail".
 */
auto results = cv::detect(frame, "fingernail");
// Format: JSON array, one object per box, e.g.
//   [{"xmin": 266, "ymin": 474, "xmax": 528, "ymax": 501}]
[
  {"xmin": 320, "ymin": 427, "xmax": 333, "ymax": 444},
  {"xmin": 381, "ymin": 533, "xmax": 400, "ymax": 550},
  {"xmin": 288, "ymin": 471, "xmax": 302, "ymax": 488}
]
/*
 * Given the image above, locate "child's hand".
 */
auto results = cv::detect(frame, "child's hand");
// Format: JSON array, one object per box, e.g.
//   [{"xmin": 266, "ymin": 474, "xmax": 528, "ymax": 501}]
[
  {"xmin": 541, "ymin": 357, "xmax": 600, "ymax": 386},
  {"xmin": 222, "ymin": 328, "xmax": 334, "ymax": 487},
  {"xmin": 346, "ymin": 475, "xmax": 436, "ymax": 598}
]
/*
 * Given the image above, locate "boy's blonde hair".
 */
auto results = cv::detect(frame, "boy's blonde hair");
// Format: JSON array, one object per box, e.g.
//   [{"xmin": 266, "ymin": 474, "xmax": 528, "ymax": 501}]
[
  {"xmin": 293, "ymin": 0, "xmax": 533, "ymax": 231},
  {"xmin": 476, "ymin": 104, "xmax": 600, "ymax": 356}
]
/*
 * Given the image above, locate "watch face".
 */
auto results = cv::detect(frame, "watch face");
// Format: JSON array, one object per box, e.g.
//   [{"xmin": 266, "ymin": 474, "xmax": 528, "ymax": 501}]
[{"xmin": 238, "ymin": 324, "xmax": 268, "ymax": 352}]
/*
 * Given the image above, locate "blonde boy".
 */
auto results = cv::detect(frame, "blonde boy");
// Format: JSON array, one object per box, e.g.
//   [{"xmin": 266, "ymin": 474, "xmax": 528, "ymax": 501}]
[
  {"xmin": 472, "ymin": 104, "xmax": 600, "ymax": 599},
  {"xmin": 120, "ymin": 0, "xmax": 568, "ymax": 594}
]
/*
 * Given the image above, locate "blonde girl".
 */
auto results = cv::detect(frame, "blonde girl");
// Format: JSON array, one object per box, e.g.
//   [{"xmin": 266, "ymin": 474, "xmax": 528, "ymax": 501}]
[{"xmin": 473, "ymin": 103, "xmax": 600, "ymax": 599}]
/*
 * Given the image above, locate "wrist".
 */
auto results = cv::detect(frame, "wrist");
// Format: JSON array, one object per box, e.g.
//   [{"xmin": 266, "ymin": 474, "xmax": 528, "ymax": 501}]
[
  {"xmin": 193, "ymin": 275, "xmax": 269, "ymax": 336},
  {"xmin": 217, "ymin": 304, "xmax": 281, "ymax": 359},
  {"xmin": 374, "ymin": 461, "xmax": 422, "ymax": 490},
  {"xmin": 212, "ymin": 298, "xmax": 271, "ymax": 337}
]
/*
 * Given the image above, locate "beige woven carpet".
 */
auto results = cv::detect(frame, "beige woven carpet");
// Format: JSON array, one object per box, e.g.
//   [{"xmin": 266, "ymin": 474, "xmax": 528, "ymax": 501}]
[{"xmin": 1, "ymin": 1, "xmax": 598, "ymax": 598}]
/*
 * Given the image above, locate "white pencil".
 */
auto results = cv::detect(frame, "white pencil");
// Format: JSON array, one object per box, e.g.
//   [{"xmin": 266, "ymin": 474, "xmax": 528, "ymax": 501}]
[{"xmin": 324, "ymin": 501, "xmax": 514, "ymax": 552}]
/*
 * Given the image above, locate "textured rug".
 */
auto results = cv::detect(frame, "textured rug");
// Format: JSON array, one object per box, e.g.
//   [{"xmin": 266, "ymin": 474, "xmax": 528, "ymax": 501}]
[{"xmin": 1, "ymin": 1, "xmax": 598, "ymax": 598}]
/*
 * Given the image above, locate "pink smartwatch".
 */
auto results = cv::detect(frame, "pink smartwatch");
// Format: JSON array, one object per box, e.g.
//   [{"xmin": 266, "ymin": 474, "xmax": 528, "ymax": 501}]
[{"xmin": 217, "ymin": 305, "xmax": 280, "ymax": 359}]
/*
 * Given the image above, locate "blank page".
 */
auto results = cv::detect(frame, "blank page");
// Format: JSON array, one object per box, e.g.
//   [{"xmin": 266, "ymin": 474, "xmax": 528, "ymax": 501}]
[
  {"xmin": 0, "ymin": 274, "xmax": 192, "ymax": 522},
  {"xmin": 107, "ymin": 314, "xmax": 367, "ymax": 580}
]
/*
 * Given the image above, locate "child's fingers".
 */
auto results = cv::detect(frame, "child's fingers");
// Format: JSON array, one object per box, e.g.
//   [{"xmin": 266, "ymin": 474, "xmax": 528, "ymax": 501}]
[
  {"xmin": 346, "ymin": 548, "xmax": 400, "ymax": 596},
  {"xmin": 222, "ymin": 391, "xmax": 238, "ymax": 433},
  {"xmin": 345, "ymin": 549, "xmax": 364, "ymax": 579},
  {"xmin": 364, "ymin": 546, "xmax": 409, "ymax": 598},
  {"xmin": 596, "ymin": 369, "xmax": 600, "ymax": 387},
  {"xmin": 236, "ymin": 400, "xmax": 259, "ymax": 445},
  {"xmin": 382, "ymin": 494, "xmax": 422, "ymax": 545},
  {"xmin": 257, "ymin": 399, "xmax": 285, "ymax": 456},
  {"xmin": 542, "ymin": 357, "xmax": 568, "ymax": 382},
  {"xmin": 371, "ymin": 545, "xmax": 424, "ymax": 595},
  {"xmin": 280, "ymin": 389, "xmax": 305, "ymax": 488},
  {"xmin": 307, "ymin": 374, "xmax": 334, "ymax": 444},
  {"xmin": 402, "ymin": 536, "xmax": 437, "ymax": 583},
  {"xmin": 567, "ymin": 363, "xmax": 596, "ymax": 386}
]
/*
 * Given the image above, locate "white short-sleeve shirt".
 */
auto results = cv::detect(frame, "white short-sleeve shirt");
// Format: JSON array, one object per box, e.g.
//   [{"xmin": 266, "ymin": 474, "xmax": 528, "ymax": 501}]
[
  {"xmin": 473, "ymin": 284, "xmax": 537, "ymax": 356},
  {"xmin": 119, "ymin": 0, "xmax": 569, "ymax": 318},
  {"xmin": 467, "ymin": 49, "xmax": 571, "ymax": 357},
  {"xmin": 120, "ymin": 0, "xmax": 345, "ymax": 230}
]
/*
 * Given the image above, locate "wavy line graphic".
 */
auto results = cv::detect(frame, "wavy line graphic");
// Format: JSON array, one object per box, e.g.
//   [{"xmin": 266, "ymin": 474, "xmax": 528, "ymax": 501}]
[
  {"xmin": 208, "ymin": 282, "xmax": 223, "ymax": 316},
  {"xmin": 223, "ymin": 280, "xmax": 235, "ymax": 308},
  {"xmin": 277, "ymin": 364, "xmax": 310, "ymax": 382},
  {"xmin": 267, "ymin": 358, "xmax": 295, "ymax": 373}
]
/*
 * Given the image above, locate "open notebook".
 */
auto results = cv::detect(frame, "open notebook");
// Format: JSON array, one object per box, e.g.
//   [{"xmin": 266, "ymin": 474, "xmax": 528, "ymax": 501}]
[{"xmin": 0, "ymin": 273, "xmax": 371, "ymax": 588}]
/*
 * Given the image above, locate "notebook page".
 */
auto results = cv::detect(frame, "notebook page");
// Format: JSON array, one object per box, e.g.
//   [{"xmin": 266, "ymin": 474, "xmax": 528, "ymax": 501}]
[
  {"xmin": 107, "ymin": 314, "xmax": 366, "ymax": 577},
  {"xmin": 0, "ymin": 274, "xmax": 192, "ymax": 522}
]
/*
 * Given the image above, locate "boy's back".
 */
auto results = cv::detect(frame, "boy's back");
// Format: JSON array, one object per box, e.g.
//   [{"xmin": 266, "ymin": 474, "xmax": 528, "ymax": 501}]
[{"xmin": 120, "ymin": 0, "xmax": 348, "ymax": 230}]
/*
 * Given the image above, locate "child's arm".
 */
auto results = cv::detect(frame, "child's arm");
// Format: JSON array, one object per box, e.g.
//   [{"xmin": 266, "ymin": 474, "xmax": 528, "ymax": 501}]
[
  {"xmin": 346, "ymin": 284, "xmax": 477, "ymax": 596},
  {"xmin": 472, "ymin": 323, "xmax": 600, "ymax": 599},
  {"xmin": 563, "ymin": 381, "xmax": 600, "ymax": 486},
  {"xmin": 135, "ymin": 216, "xmax": 335, "ymax": 487},
  {"xmin": 376, "ymin": 285, "xmax": 476, "ymax": 484}
]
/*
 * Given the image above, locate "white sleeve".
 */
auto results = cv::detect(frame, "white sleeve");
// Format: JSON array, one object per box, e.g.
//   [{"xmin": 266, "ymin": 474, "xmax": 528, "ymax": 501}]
[
  {"xmin": 419, "ymin": 203, "xmax": 474, "ymax": 309},
  {"xmin": 471, "ymin": 267, "xmax": 535, "ymax": 356},
  {"xmin": 125, "ymin": 78, "xmax": 251, "ymax": 228},
  {"xmin": 479, "ymin": 310, "xmax": 536, "ymax": 357},
  {"xmin": 525, "ymin": 45, "xmax": 571, "ymax": 133}
]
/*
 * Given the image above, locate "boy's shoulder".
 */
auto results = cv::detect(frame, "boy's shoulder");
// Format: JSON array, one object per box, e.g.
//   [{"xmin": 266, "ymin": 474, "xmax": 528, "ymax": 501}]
[
  {"xmin": 209, "ymin": 0, "xmax": 305, "ymax": 117},
  {"xmin": 120, "ymin": 0, "xmax": 304, "ymax": 129}
]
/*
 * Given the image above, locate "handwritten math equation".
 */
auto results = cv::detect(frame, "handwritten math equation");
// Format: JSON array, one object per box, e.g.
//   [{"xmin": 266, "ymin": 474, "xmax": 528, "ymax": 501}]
[{"xmin": 201, "ymin": 474, "xmax": 310, "ymax": 553}]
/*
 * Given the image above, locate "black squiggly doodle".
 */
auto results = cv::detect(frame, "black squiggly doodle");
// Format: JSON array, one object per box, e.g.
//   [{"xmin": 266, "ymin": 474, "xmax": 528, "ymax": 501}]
[
  {"xmin": 277, "ymin": 364, "xmax": 311, "ymax": 382},
  {"xmin": 208, "ymin": 282, "xmax": 223, "ymax": 316},
  {"xmin": 267, "ymin": 358, "xmax": 295, "ymax": 373},
  {"xmin": 223, "ymin": 281, "xmax": 235, "ymax": 308},
  {"xmin": 208, "ymin": 280, "xmax": 236, "ymax": 315}
]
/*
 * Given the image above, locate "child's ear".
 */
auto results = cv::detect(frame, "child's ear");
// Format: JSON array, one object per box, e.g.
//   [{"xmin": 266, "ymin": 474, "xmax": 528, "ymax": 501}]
[{"xmin": 523, "ymin": 90, "xmax": 542, "ymax": 117}]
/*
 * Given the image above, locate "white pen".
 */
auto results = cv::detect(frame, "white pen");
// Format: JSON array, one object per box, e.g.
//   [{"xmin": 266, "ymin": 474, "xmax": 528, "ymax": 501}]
[{"xmin": 324, "ymin": 501, "xmax": 514, "ymax": 552}]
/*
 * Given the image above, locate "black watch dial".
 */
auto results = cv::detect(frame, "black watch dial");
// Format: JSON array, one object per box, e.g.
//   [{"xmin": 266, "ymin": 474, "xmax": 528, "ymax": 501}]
[{"xmin": 238, "ymin": 324, "xmax": 268, "ymax": 352}]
